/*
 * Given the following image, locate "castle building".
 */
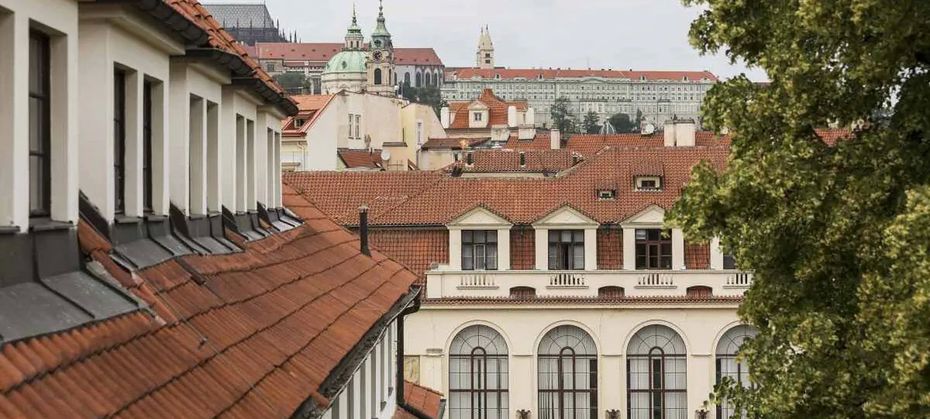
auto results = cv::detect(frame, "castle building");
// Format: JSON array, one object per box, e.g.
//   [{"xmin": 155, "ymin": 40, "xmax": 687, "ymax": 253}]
[
  {"xmin": 443, "ymin": 27, "xmax": 717, "ymax": 129},
  {"xmin": 321, "ymin": 2, "xmax": 398, "ymax": 97},
  {"xmin": 203, "ymin": 2, "xmax": 290, "ymax": 45}
]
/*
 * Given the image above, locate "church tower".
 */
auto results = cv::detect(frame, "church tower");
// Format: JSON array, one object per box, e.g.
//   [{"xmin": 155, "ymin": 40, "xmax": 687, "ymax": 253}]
[
  {"xmin": 367, "ymin": 0, "xmax": 396, "ymax": 96},
  {"xmin": 476, "ymin": 25, "xmax": 494, "ymax": 69},
  {"xmin": 344, "ymin": 5, "xmax": 364, "ymax": 51}
]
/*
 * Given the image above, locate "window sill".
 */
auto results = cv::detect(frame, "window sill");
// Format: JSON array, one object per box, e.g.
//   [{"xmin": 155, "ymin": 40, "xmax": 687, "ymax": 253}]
[
  {"xmin": 114, "ymin": 215, "xmax": 143, "ymax": 225},
  {"xmin": 29, "ymin": 218, "xmax": 73, "ymax": 232},
  {"xmin": 0, "ymin": 225, "xmax": 21, "ymax": 235}
]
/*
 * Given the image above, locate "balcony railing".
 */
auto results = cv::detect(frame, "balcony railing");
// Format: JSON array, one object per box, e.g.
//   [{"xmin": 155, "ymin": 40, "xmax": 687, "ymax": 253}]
[{"xmin": 427, "ymin": 268, "xmax": 752, "ymax": 300}]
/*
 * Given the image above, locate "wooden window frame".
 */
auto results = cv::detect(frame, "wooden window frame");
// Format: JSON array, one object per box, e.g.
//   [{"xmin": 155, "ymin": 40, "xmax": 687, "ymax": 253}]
[
  {"xmin": 28, "ymin": 30, "xmax": 52, "ymax": 218},
  {"xmin": 635, "ymin": 229, "xmax": 672, "ymax": 270},
  {"xmin": 113, "ymin": 70, "xmax": 127, "ymax": 215},
  {"xmin": 548, "ymin": 230, "xmax": 585, "ymax": 270},
  {"xmin": 462, "ymin": 230, "xmax": 498, "ymax": 271}
]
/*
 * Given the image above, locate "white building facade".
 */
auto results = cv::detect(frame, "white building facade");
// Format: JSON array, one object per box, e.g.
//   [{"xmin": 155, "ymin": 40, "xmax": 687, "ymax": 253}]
[{"xmin": 441, "ymin": 28, "xmax": 716, "ymax": 129}]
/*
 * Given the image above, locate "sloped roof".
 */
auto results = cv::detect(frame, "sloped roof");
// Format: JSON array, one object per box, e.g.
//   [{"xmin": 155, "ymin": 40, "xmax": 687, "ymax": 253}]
[
  {"xmin": 203, "ymin": 3, "xmax": 276, "ymax": 28},
  {"xmin": 447, "ymin": 68, "xmax": 718, "ymax": 82},
  {"xmin": 505, "ymin": 131, "xmax": 553, "ymax": 150},
  {"xmin": 286, "ymin": 141, "xmax": 732, "ymax": 227},
  {"xmin": 282, "ymin": 95, "xmax": 336, "ymax": 137},
  {"xmin": 254, "ymin": 43, "xmax": 444, "ymax": 66},
  {"xmin": 0, "ymin": 186, "xmax": 420, "ymax": 417},
  {"xmin": 566, "ymin": 132, "xmax": 731, "ymax": 157},
  {"xmin": 283, "ymin": 171, "xmax": 446, "ymax": 225},
  {"xmin": 449, "ymin": 149, "xmax": 579, "ymax": 174},
  {"xmin": 421, "ymin": 137, "xmax": 491, "ymax": 150},
  {"xmin": 338, "ymin": 149, "xmax": 384, "ymax": 170},
  {"xmin": 395, "ymin": 381, "xmax": 444, "ymax": 419},
  {"xmin": 447, "ymin": 89, "xmax": 528, "ymax": 129}
]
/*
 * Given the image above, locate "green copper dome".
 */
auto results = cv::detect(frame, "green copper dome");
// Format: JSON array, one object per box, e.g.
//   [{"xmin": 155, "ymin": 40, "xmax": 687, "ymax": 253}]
[{"xmin": 323, "ymin": 50, "xmax": 368, "ymax": 75}]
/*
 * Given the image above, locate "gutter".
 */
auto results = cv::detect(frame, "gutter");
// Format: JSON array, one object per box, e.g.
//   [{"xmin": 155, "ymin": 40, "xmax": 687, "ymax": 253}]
[{"xmin": 291, "ymin": 286, "xmax": 423, "ymax": 419}]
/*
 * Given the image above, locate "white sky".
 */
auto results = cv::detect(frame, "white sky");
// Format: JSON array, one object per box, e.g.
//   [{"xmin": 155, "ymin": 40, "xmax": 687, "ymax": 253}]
[{"xmin": 218, "ymin": 0, "xmax": 767, "ymax": 81}]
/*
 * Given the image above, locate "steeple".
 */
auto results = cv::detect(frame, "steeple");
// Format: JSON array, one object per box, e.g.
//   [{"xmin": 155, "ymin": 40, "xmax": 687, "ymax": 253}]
[
  {"xmin": 343, "ymin": 4, "xmax": 364, "ymax": 51},
  {"xmin": 371, "ymin": 0, "xmax": 391, "ymax": 39},
  {"xmin": 476, "ymin": 25, "xmax": 495, "ymax": 69}
]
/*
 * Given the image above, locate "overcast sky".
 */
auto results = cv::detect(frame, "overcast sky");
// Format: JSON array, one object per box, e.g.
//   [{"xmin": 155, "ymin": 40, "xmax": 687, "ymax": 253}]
[{"xmin": 230, "ymin": 0, "xmax": 767, "ymax": 81}]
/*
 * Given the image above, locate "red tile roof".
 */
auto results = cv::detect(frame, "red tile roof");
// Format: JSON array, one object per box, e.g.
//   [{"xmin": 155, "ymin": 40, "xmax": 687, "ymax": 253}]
[
  {"xmin": 566, "ymin": 132, "xmax": 731, "ymax": 157},
  {"xmin": 282, "ymin": 95, "xmax": 336, "ymax": 137},
  {"xmin": 0, "ymin": 186, "xmax": 420, "ymax": 418},
  {"xmin": 396, "ymin": 381, "xmax": 444, "ymax": 419},
  {"xmin": 450, "ymin": 149, "xmax": 580, "ymax": 174},
  {"xmin": 166, "ymin": 0, "xmax": 294, "ymax": 111},
  {"xmin": 338, "ymin": 148, "xmax": 384, "ymax": 169},
  {"xmin": 505, "ymin": 131, "xmax": 554, "ymax": 150},
  {"xmin": 448, "ymin": 68, "xmax": 718, "ymax": 82},
  {"xmin": 421, "ymin": 137, "xmax": 491, "ymax": 150},
  {"xmin": 368, "ymin": 229, "xmax": 448, "ymax": 283},
  {"xmin": 447, "ymin": 89, "xmax": 528, "ymax": 130},
  {"xmin": 254, "ymin": 43, "xmax": 443, "ymax": 66},
  {"xmin": 286, "ymin": 142, "xmax": 730, "ymax": 227}
]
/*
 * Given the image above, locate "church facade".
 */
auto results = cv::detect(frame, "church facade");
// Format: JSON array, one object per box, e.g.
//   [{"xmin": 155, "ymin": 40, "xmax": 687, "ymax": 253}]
[
  {"xmin": 321, "ymin": 2, "xmax": 398, "ymax": 97},
  {"xmin": 442, "ymin": 28, "xmax": 717, "ymax": 129}
]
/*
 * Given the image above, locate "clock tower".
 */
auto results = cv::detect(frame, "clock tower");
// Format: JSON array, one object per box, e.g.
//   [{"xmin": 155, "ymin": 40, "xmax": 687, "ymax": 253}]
[{"xmin": 367, "ymin": 0, "xmax": 396, "ymax": 96}]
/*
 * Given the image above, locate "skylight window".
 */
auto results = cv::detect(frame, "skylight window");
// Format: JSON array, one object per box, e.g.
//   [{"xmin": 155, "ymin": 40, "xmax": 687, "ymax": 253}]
[
  {"xmin": 635, "ymin": 176, "xmax": 662, "ymax": 191},
  {"xmin": 598, "ymin": 189, "xmax": 616, "ymax": 200}
]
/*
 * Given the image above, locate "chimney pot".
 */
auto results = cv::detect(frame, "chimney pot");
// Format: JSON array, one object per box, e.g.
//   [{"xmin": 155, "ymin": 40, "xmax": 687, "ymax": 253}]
[{"xmin": 359, "ymin": 206, "xmax": 370, "ymax": 256}]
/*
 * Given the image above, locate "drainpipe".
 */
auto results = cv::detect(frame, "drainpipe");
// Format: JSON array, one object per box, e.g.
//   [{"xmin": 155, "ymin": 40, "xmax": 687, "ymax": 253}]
[{"xmin": 359, "ymin": 205, "xmax": 370, "ymax": 256}]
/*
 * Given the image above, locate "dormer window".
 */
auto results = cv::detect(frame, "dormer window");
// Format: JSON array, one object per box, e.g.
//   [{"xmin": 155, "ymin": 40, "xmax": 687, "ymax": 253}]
[
  {"xmin": 597, "ymin": 189, "xmax": 616, "ymax": 200},
  {"xmin": 294, "ymin": 118, "xmax": 306, "ymax": 128},
  {"xmin": 519, "ymin": 152, "xmax": 526, "ymax": 167},
  {"xmin": 635, "ymin": 176, "xmax": 662, "ymax": 191},
  {"xmin": 473, "ymin": 112, "xmax": 483, "ymax": 122}
]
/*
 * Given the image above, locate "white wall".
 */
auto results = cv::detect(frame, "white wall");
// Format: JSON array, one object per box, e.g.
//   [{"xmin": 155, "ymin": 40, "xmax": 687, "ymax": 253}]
[
  {"xmin": 0, "ymin": 0, "xmax": 80, "ymax": 229},
  {"xmin": 406, "ymin": 306, "xmax": 741, "ymax": 419}
]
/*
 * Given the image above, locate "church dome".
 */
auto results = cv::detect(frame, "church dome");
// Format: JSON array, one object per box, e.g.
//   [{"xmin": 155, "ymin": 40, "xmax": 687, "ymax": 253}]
[{"xmin": 323, "ymin": 50, "xmax": 368, "ymax": 75}]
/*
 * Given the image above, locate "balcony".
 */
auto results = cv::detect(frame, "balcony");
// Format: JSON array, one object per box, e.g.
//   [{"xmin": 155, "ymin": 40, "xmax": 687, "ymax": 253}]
[{"xmin": 425, "ymin": 268, "xmax": 752, "ymax": 299}]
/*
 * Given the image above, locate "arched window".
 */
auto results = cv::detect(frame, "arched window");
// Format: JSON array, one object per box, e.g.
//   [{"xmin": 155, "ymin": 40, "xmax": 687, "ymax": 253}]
[
  {"xmin": 449, "ymin": 325, "xmax": 509, "ymax": 419},
  {"xmin": 716, "ymin": 325, "xmax": 757, "ymax": 419},
  {"xmin": 425, "ymin": 72, "xmax": 432, "ymax": 86},
  {"xmin": 374, "ymin": 68, "xmax": 383, "ymax": 85},
  {"xmin": 627, "ymin": 325, "xmax": 686, "ymax": 419},
  {"xmin": 538, "ymin": 325, "xmax": 597, "ymax": 419},
  {"xmin": 416, "ymin": 72, "xmax": 422, "ymax": 87},
  {"xmin": 404, "ymin": 72, "xmax": 411, "ymax": 86}
]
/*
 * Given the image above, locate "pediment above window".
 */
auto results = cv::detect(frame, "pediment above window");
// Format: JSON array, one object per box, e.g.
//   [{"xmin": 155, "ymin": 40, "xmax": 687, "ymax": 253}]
[
  {"xmin": 621, "ymin": 204, "xmax": 665, "ymax": 226},
  {"xmin": 532, "ymin": 205, "xmax": 599, "ymax": 228},
  {"xmin": 448, "ymin": 206, "xmax": 512, "ymax": 228}
]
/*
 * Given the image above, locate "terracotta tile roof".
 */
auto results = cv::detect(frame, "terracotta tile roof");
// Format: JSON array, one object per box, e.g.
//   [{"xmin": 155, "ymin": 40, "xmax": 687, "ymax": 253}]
[
  {"xmin": 0, "ymin": 186, "xmax": 419, "ymax": 418},
  {"xmin": 368, "ymin": 229, "xmax": 448, "ymax": 283},
  {"xmin": 282, "ymin": 95, "xmax": 336, "ymax": 137},
  {"xmin": 505, "ymin": 131, "xmax": 553, "ymax": 150},
  {"xmin": 283, "ymin": 171, "xmax": 445, "ymax": 225},
  {"xmin": 448, "ymin": 68, "xmax": 719, "ymax": 82},
  {"xmin": 447, "ymin": 89, "xmax": 528, "ymax": 130},
  {"xmin": 450, "ymin": 149, "xmax": 580, "ymax": 174},
  {"xmin": 254, "ymin": 43, "xmax": 443, "ymax": 66},
  {"xmin": 287, "ymin": 143, "xmax": 731, "ymax": 227},
  {"xmin": 165, "ymin": 0, "xmax": 294, "ymax": 111},
  {"xmin": 421, "ymin": 137, "xmax": 491, "ymax": 150},
  {"xmin": 396, "ymin": 381, "xmax": 444, "ymax": 419},
  {"xmin": 566, "ymin": 132, "xmax": 731, "ymax": 157},
  {"xmin": 338, "ymin": 148, "xmax": 384, "ymax": 170}
]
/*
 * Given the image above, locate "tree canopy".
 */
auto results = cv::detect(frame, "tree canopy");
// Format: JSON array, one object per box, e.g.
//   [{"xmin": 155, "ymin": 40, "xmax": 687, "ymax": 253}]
[
  {"xmin": 669, "ymin": 1, "xmax": 930, "ymax": 417},
  {"xmin": 401, "ymin": 84, "xmax": 444, "ymax": 117},
  {"xmin": 582, "ymin": 111, "xmax": 601, "ymax": 134},
  {"xmin": 550, "ymin": 97, "xmax": 577, "ymax": 134},
  {"xmin": 273, "ymin": 72, "xmax": 312, "ymax": 95},
  {"xmin": 608, "ymin": 110, "xmax": 642, "ymax": 133}
]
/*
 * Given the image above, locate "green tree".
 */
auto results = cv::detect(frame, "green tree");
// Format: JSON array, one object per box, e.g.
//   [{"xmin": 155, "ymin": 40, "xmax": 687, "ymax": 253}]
[
  {"xmin": 550, "ymin": 97, "xmax": 577, "ymax": 134},
  {"xmin": 402, "ymin": 84, "xmax": 445, "ymax": 117},
  {"xmin": 670, "ymin": 1, "xmax": 930, "ymax": 417},
  {"xmin": 582, "ymin": 111, "xmax": 601, "ymax": 134},
  {"xmin": 273, "ymin": 72, "xmax": 311, "ymax": 95},
  {"xmin": 607, "ymin": 109, "xmax": 642, "ymax": 133}
]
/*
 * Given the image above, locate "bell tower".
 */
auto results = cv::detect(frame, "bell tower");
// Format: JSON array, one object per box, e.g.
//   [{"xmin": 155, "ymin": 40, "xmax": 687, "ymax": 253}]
[
  {"xmin": 368, "ymin": 0, "xmax": 396, "ymax": 96},
  {"xmin": 476, "ymin": 25, "xmax": 494, "ymax": 69}
]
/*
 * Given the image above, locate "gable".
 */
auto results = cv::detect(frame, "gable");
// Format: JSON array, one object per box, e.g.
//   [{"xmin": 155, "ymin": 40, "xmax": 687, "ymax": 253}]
[
  {"xmin": 468, "ymin": 101, "xmax": 490, "ymax": 111},
  {"xmin": 621, "ymin": 204, "xmax": 665, "ymax": 225},
  {"xmin": 533, "ymin": 205, "xmax": 599, "ymax": 227},
  {"xmin": 449, "ymin": 206, "xmax": 512, "ymax": 228}
]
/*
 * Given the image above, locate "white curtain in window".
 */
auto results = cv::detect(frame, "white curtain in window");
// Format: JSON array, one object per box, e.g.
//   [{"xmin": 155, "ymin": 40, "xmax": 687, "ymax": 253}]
[
  {"xmin": 627, "ymin": 325, "xmax": 687, "ymax": 419},
  {"xmin": 449, "ymin": 325, "xmax": 509, "ymax": 419}
]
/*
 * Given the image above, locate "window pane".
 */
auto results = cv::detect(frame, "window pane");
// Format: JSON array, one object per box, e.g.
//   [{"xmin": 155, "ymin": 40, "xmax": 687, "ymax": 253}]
[
  {"xmin": 574, "ymin": 230, "xmax": 584, "ymax": 242},
  {"xmin": 487, "ymin": 245, "xmax": 498, "ymax": 270},
  {"xmin": 573, "ymin": 244, "xmax": 585, "ymax": 270},
  {"xmin": 561, "ymin": 230, "xmax": 572, "ymax": 242},
  {"xmin": 463, "ymin": 230, "xmax": 473, "ymax": 243},
  {"xmin": 462, "ymin": 245, "xmax": 474, "ymax": 270},
  {"xmin": 474, "ymin": 230, "xmax": 485, "ymax": 243},
  {"xmin": 488, "ymin": 230, "xmax": 497, "ymax": 243},
  {"xmin": 549, "ymin": 230, "xmax": 558, "ymax": 242}
]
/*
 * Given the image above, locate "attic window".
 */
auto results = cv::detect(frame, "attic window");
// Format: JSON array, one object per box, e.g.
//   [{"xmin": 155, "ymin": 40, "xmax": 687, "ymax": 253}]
[
  {"xmin": 598, "ymin": 189, "xmax": 616, "ymax": 200},
  {"xmin": 495, "ymin": 74, "xmax": 501, "ymax": 80},
  {"xmin": 465, "ymin": 152, "xmax": 474, "ymax": 166},
  {"xmin": 293, "ymin": 118, "xmax": 306, "ymax": 128},
  {"xmin": 635, "ymin": 176, "xmax": 662, "ymax": 191},
  {"xmin": 518, "ymin": 152, "xmax": 526, "ymax": 167}
]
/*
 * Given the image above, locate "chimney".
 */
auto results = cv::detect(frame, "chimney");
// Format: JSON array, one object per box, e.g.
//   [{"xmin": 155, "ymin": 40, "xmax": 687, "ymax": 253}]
[
  {"xmin": 440, "ymin": 106, "xmax": 450, "ymax": 129},
  {"xmin": 359, "ymin": 206, "xmax": 370, "ymax": 256},
  {"xmin": 664, "ymin": 120, "xmax": 677, "ymax": 147},
  {"xmin": 550, "ymin": 129, "xmax": 561, "ymax": 150},
  {"xmin": 507, "ymin": 105, "xmax": 517, "ymax": 128},
  {"xmin": 675, "ymin": 119, "xmax": 696, "ymax": 147}
]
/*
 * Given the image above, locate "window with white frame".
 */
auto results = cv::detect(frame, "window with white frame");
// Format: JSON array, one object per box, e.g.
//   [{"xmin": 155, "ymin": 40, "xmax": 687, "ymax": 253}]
[
  {"xmin": 716, "ymin": 325, "xmax": 756, "ymax": 419},
  {"xmin": 548, "ymin": 230, "xmax": 584, "ymax": 270},
  {"xmin": 348, "ymin": 114, "xmax": 354, "ymax": 139},
  {"xmin": 449, "ymin": 325, "xmax": 509, "ymax": 419},
  {"xmin": 354, "ymin": 114, "xmax": 361, "ymax": 139},
  {"xmin": 627, "ymin": 325, "xmax": 687, "ymax": 419},
  {"xmin": 462, "ymin": 230, "xmax": 498, "ymax": 271},
  {"xmin": 473, "ymin": 112, "xmax": 483, "ymax": 122}
]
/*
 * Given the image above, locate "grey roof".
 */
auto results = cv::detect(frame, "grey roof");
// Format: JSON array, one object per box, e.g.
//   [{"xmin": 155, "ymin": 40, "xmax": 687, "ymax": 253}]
[{"xmin": 204, "ymin": 3, "xmax": 276, "ymax": 28}]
